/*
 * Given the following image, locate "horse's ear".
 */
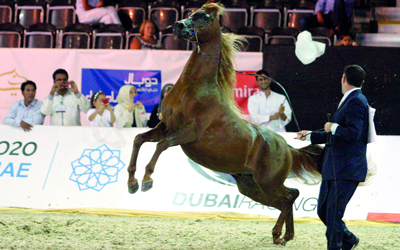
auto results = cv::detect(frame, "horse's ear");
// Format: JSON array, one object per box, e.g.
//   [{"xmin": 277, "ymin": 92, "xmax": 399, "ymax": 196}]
[{"xmin": 203, "ymin": 2, "xmax": 224, "ymax": 20}]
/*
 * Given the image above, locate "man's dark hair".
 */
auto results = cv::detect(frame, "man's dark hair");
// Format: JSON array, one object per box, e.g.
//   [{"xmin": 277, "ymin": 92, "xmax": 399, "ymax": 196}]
[
  {"xmin": 344, "ymin": 65, "xmax": 366, "ymax": 87},
  {"xmin": 255, "ymin": 69, "xmax": 269, "ymax": 80},
  {"xmin": 52, "ymin": 68, "xmax": 69, "ymax": 80},
  {"xmin": 21, "ymin": 80, "xmax": 37, "ymax": 91}
]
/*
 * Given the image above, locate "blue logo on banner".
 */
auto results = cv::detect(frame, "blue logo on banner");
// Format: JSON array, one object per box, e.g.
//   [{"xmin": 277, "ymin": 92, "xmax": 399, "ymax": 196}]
[
  {"xmin": 70, "ymin": 145, "xmax": 125, "ymax": 191},
  {"xmin": 81, "ymin": 69, "xmax": 162, "ymax": 113}
]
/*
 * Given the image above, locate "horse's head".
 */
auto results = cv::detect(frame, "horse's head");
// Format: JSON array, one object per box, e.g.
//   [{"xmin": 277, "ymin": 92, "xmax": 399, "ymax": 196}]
[{"xmin": 173, "ymin": 2, "xmax": 224, "ymax": 44}]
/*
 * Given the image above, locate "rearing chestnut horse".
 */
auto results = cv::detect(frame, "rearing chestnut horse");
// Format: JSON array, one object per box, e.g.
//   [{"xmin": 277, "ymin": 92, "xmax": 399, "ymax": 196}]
[{"xmin": 127, "ymin": 2, "xmax": 323, "ymax": 245}]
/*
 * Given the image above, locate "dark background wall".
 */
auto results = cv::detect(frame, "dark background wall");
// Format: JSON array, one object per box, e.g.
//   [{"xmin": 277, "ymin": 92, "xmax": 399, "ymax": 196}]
[{"xmin": 263, "ymin": 46, "xmax": 400, "ymax": 135}]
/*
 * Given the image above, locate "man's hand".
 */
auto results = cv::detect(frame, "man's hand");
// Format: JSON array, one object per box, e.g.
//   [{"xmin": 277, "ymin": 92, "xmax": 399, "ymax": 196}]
[
  {"xmin": 278, "ymin": 104, "xmax": 285, "ymax": 114},
  {"xmin": 324, "ymin": 122, "xmax": 333, "ymax": 133},
  {"xmin": 20, "ymin": 121, "xmax": 33, "ymax": 132},
  {"xmin": 317, "ymin": 11, "xmax": 324, "ymax": 25},
  {"xmin": 296, "ymin": 130, "xmax": 310, "ymax": 141},
  {"xmin": 69, "ymin": 81, "xmax": 79, "ymax": 94},
  {"xmin": 270, "ymin": 113, "xmax": 280, "ymax": 120},
  {"xmin": 278, "ymin": 104, "xmax": 288, "ymax": 121},
  {"xmin": 50, "ymin": 82, "xmax": 60, "ymax": 95}
]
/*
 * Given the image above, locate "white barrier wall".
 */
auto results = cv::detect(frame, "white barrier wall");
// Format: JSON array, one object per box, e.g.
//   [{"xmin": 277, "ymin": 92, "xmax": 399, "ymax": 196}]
[{"xmin": 1, "ymin": 124, "xmax": 398, "ymax": 220}]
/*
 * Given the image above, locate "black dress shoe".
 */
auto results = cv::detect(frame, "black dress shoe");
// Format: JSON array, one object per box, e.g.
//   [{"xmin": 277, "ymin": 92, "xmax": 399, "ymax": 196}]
[
  {"xmin": 351, "ymin": 237, "xmax": 360, "ymax": 249},
  {"xmin": 342, "ymin": 237, "xmax": 360, "ymax": 250}
]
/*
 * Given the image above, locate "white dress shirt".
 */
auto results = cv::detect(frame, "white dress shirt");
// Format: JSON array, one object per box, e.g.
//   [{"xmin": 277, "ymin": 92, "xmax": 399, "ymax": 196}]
[
  {"xmin": 248, "ymin": 91, "xmax": 292, "ymax": 132},
  {"xmin": 330, "ymin": 88, "xmax": 361, "ymax": 135},
  {"xmin": 41, "ymin": 90, "xmax": 91, "ymax": 126},
  {"xmin": 3, "ymin": 99, "xmax": 44, "ymax": 127},
  {"xmin": 87, "ymin": 108, "xmax": 113, "ymax": 127}
]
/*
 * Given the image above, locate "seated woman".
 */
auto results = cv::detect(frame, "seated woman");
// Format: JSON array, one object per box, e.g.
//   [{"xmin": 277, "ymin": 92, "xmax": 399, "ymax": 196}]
[
  {"xmin": 148, "ymin": 83, "xmax": 173, "ymax": 128},
  {"xmin": 75, "ymin": 0, "xmax": 121, "ymax": 25},
  {"xmin": 114, "ymin": 85, "xmax": 148, "ymax": 128},
  {"xmin": 130, "ymin": 20, "xmax": 163, "ymax": 50}
]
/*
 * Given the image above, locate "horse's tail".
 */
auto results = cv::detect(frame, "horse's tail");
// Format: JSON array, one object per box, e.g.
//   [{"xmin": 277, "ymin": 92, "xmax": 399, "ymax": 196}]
[{"xmin": 289, "ymin": 145, "xmax": 323, "ymax": 184}]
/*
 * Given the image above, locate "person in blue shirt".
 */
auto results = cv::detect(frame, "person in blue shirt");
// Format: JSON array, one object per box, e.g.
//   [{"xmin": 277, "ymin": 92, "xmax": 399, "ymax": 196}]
[
  {"xmin": 300, "ymin": 0, "xmax": 355, "ymax": 34},
  {"xmin": 3, "ymin": 80, "xmax": 44, "ymax": 132}
]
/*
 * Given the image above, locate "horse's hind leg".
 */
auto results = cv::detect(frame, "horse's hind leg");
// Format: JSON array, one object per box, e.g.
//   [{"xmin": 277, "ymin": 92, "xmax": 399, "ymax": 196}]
[
  {"xmin": 231, "ymin": 174, "xmax": 286, "ymax": 244},
  {"xmin": 253, "ymin": 168, "xmax": 299, "ymax": 245},
  {"xmin": 128, "ymin": 123, "xmax": 167, "ymax": 194},
  {"xmin": 270, "ymin": 187, "xmax": 299, "ymax": 245},
  {"xmin": 283, "ymin": 193, "xmax": 297, "ymax": 242},
  {"xmin": 232, "ymin": 173, "xmax": 299, "ymax": 245}
]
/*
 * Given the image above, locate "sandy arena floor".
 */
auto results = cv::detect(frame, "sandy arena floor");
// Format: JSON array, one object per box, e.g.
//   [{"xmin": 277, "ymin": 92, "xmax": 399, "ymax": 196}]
[{"xmin": 1, "ymin": 208, "xmax": 399, "ymax": 250}]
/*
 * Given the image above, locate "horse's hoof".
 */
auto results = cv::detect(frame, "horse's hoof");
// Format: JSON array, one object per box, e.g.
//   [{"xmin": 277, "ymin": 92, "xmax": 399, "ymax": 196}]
[
  {"xmin": 141, "ymin": 180, "xmax": 153, "ymax": 192},
  {"xmin": 128, "ymin": 182, "xmax": 139, "ymax": 194},
  {"xmin": 273, "ymin": 237, "xmax": 284, "ymax": 245}
]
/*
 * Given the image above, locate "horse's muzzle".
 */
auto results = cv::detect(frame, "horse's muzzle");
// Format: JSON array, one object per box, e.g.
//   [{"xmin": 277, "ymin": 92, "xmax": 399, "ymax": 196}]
[{"xmin": 173, "ymin": 20, "xmax": 194, "ymax": 40}]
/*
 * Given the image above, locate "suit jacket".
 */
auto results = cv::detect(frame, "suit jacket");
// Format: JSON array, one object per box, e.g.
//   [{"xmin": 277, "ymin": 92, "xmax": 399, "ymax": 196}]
[{"xmin": 311, "ymin": 89, "xmax": 369, "ymax": 182}]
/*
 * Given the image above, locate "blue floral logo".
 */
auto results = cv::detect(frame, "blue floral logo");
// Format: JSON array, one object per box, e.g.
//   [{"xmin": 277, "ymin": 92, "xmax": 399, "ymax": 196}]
[{"xmin": 70, "ymin": 145, "xmax": 125, "ymax": 191}]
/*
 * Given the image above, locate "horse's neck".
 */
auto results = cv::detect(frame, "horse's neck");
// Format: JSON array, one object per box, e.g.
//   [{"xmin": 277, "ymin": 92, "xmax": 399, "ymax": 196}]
[{"xmin": 182, "ymin": 35, "xmax": 221, "ymax": 82}]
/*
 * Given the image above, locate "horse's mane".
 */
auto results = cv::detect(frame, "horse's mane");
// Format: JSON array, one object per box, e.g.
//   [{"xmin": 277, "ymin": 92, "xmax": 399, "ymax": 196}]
[{"xmin": 203, "ymin": 2, "xmax": 246, "ymax": 116}]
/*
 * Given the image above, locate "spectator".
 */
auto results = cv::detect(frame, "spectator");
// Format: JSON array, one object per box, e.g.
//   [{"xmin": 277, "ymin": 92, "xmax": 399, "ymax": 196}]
[
  {"xmin": 300, "ymin": 0, "xmax": 355, "ymax": 34},
  {"xmin": 247, "ymin": 69, "xmax": 292, "ymax": 132},
  {"xmin": 148, "ymin": 83, "xmax": 174, "ymax": 128},
  {"xmin": 87, "ymin": 91, "xmax": 115, "ymax": 127},
  {"xmin": 3, "ymin": 80, "xmax": 44, "ymax": 132},
  {"xmin": 75, "ymin": 0, "xmax": 121, "ymax": 25},
  {"xmin": 335, "ymin": 33, "xmax": 358, "ymax": 46},
  {"xmin": 41, "ymin": 69, "xmax": 91, "ymax": 126},
  {"xmin": 130, "ymin": 20, "xmax": 163, "ymax": 50},
  {"xmin": 114, "ymin": 85, "xmax": 148, "ymax": 128}
]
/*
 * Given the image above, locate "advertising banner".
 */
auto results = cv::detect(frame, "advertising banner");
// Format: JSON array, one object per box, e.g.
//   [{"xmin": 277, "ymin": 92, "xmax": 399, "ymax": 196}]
[
  {"xmin": 81, "ymin": 69, "xmax": 162, "ymax": 112},
  {"xmin": 234, "ymin": 71, "xmax": 260, "ymax": 115}
]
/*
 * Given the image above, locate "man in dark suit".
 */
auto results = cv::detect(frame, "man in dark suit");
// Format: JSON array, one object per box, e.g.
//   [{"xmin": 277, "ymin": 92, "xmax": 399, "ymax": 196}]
[{"xmin": 297, "ymin": 64, "xmax": 368, "ymax": 250}]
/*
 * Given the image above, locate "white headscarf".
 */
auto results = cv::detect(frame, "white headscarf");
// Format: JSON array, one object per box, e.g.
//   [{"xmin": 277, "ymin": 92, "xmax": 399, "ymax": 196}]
[
  {"xmin": 116, "ymin": 85, "xmax": 146, "ymax": 127},
  {"xmin": 116, "ymin": 85, "xmax": 134, "ymax": 110}
]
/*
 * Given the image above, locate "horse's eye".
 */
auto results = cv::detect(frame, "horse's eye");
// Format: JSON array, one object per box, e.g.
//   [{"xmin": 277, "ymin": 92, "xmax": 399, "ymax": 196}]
[{"xmin": 203, "ymin": 14, "xmax": 210, "ymax": 21}]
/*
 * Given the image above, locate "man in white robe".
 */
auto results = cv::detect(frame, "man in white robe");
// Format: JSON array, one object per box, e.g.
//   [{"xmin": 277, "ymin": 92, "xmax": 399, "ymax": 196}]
[{"xmin": 248, "ymin": 69, "xmax": 292, "ymax": 132}]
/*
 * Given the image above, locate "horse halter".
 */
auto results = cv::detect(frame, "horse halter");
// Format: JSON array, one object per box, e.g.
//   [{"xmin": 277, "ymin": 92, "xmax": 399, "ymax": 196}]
[{"xmin": 174, "ymin": 12, "xmax": 211, "ymax": 54}]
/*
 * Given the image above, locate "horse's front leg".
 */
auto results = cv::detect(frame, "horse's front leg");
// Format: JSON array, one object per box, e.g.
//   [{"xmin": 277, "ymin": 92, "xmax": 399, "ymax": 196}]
[
  {"xmin": 128, "ymin": 123, "xmax": 167, "ymax": 194},
  {"xmin": 141, "ymin": 123, "xmax": 200, "ymax": 192},
  {"xmin": 141, "ymin": 138, "xmax": 170, "ymax": 191}
]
